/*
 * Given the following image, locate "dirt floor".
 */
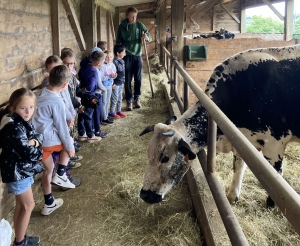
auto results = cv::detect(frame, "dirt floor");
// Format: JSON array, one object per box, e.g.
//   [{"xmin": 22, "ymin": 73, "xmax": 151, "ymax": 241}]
[{"xmin": 8, "ymin": 67, "xmax": 201, "ymax": 246}]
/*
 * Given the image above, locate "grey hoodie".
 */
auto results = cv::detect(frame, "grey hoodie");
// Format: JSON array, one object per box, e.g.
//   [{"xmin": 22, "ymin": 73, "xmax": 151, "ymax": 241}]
[{"xmin": 32, "ymin": 88, "xmax": 73, "ymax": 151}]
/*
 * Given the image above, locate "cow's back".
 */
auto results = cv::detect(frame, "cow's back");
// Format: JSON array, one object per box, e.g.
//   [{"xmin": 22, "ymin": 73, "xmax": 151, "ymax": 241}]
[{"xmin": 205, "ymin": 45, "xmax": 300, "ymax": 139}]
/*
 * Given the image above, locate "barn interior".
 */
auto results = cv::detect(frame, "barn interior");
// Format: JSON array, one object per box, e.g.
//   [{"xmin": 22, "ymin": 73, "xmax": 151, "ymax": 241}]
[{"xmin": 0, "ymin": 0, "xmax": 300, "ymax": 245}]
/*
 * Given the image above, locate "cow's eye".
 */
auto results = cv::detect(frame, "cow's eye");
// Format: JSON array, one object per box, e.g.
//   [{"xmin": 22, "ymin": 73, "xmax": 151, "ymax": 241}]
[{"xmin": 161, "ymin": 156, "xmax": 169, "ymax": 163}]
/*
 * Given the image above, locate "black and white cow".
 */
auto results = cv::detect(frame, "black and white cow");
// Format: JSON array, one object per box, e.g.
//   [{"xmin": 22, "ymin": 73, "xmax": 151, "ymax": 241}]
[
  {"xmin": 139, "ymin": 45, "xmax": 300, "ymax": 207},
  {"xmin": 197, "ymin": 28, "xmax": 235, "ymax": 40}
]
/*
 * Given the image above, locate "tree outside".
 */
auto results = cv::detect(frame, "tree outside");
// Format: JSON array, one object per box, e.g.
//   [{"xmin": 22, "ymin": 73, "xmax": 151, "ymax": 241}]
[{"xmin": 246, "ymin": 15, "xmax": 284, "ymax": 33}]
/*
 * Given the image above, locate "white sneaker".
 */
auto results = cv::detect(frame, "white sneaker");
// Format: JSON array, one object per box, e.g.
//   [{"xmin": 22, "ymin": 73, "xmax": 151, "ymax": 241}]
[
  {"xmin": 78, "ymin": 134, "xmax": 88, "ymax": 141},
  {"xmin": 41, "ymin": 198, "xmax": 64, "ymax": 216},
  {"xmin": 52, "ymin": 173, "xmax": 75, "ymax": 188},
  {"xmin": 87, "ymin": 135, "xmax": 101, "ymax": 143}
]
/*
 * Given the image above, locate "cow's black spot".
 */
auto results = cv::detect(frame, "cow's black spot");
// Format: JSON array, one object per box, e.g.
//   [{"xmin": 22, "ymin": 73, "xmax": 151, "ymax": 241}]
[
  {"xmin": 215, "ymin": 71, "xmax": 221, "ymax": 77},
  {"xmin": 216, "ymin": 65, "xmax": 225, "ymax": 73},
  {"xmin": 208, "ymin": 78, "xmax": 215, "ymax": 83},
  {"xmin": 223, "ymin": 60, "xmax": 229, "ymax": 65},
  {"xmin": 257, "ymin": 139, "xmax": 265, "ymax": 146}
]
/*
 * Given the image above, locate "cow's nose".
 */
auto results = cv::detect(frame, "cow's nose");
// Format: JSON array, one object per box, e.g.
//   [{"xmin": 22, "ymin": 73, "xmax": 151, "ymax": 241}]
[{"xmin": 140, "ymin": 189, "xmax": 162, "ymax": 204}]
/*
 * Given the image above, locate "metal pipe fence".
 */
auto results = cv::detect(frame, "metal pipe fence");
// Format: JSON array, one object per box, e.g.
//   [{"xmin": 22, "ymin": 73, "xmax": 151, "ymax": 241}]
[{"xmin": 160, "ymin": 44, "xmax": 300, "ymax": 244}]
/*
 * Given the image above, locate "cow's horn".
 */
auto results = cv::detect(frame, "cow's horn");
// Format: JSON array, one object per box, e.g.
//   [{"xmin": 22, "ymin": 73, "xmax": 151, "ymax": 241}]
[
  {"xmin": 165, "ymin": 116, "xmax": 177, "ymax": 125},
  {"xmin": 139, "ymin": 125, "xmax": 155, "ymax": 136},
  {"xmin": 162, "ymin": 130, "xmax": 175, "ymax": 137}
]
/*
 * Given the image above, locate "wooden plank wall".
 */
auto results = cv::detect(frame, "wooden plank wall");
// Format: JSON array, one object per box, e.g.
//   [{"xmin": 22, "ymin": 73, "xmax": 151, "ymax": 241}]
[{"xmin": 185, "ymin": 38, "xmax": 297, "ymax": 105}]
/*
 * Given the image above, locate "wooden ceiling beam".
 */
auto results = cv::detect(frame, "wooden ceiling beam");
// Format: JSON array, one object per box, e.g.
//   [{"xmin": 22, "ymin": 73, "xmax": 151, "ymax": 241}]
[
  {"xmin": 261, "ymin": 0, "xmax": 284, "ymax": 20},
  {"xmin": 220, "ymin": 4, "xmax": 240, "ymax": 23},
  {"xmin": 118, "ymin": 2, "xmax": 156, "ymax": 13}
]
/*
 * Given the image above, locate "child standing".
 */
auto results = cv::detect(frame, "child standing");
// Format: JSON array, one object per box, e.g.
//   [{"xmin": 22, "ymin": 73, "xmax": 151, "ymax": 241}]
[
  {"xmin": 78, "ymin": 51, "xmax": 105, "ymax": 142},
  {"xmin": 0, "ymin": 88, "xmax": 44, "ymax": 246},
  {"xmin": 101, "ymin": 50, "xmax": 117, "ymax": 124},
  {"xmin": 42, "ymin": 56, "xmax": 82, "ymax": 187},
  {"xmin": 109, "ymin": 44, "xmax": 127, "ymax": 119},
  {"xmin": 33, "ymin": 65, "xmax": 76, "ymax": 216}
]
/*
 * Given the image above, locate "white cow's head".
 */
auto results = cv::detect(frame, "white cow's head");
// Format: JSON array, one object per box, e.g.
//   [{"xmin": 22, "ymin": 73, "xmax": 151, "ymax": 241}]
[{"xmin": 139, "ymin": 117, "xmax": 196, "ymax": 204}]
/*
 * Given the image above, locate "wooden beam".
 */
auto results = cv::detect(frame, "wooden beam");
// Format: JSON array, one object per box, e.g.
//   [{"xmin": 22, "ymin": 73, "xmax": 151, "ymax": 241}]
[
  {"xmin": 171, "ymin": 0, "xmax": 184, "ymax": 93},
  {"xmin": 212, "ymin": 6, "xmax": 216, "ymax": 31},
  {"xmin": 240, "ymin": 0, "xmax": 246, "ymax": 33},
  {"xmin": 110, "ymin": 12, "xmax": 116, "ymax": 44},
  {"xmin": 62, "ymin": 0, "xmax": 86, "ymax": 51},
  {"xmin": 118, "ymin": 2, "xmax": 156, "ymax": 13},
  {"xmin": 261, "ymin": 0, "xmax": 284, "ymax": 20},
  {"xmin": 191, "ymin": 0, "xmax": 221, "ymax": 22},
  {"xmin": 106, "ymin": 11, "xmax": 111, "ymax": 50},
  {"xmin": 96, "ymin": 6, "xmax": 101, "ymax": 42},
  {"xmin": 51, "ymin": 0, "xmax": 60, "ymax": 56},
  {"xmin": 285, "ymin": 0, "xmax": 294, "ymax": 40},
  {"xmin": 114, "ymin": 8, "xmax": 120, "ymax": 41},
  {"xmin": 159, "ymin": 0, "xmax": 166, "ymax": 61},
  {"xmin": 220, "ymin": 4, "xmax": 240, "ymax": 23},
  {"xmin": 80, "ymin": 0, "xmax": 96, "ymax": 51}
]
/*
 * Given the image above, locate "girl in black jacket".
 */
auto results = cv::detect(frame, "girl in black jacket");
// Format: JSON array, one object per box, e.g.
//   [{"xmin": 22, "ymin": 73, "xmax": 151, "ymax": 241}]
[{"xmin": 0, "ymin": 88, "xmax": 44, "ymax": 246}]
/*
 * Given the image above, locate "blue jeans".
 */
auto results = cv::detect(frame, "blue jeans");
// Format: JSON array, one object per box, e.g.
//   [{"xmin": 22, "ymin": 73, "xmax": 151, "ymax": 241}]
[
  {"xmin": 78, "ymin": 107, "xmax": 94, "ymax": 138},
  {"xmin": 102, "ymin": 86, "xmax": 112, "ymax": 120},
  {"xmin": 93, "ymin": 93, "xmax": 103, "ymax": 133}
]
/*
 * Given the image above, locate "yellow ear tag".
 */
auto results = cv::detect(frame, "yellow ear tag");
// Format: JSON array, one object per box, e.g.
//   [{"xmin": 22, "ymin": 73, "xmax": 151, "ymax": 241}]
[{"xmin": 184, "ymin": 154, "xmax": 189, "ymax": 163}]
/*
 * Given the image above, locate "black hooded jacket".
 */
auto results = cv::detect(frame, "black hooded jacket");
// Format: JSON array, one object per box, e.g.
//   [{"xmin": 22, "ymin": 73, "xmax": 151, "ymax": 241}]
[{"xmin": 0, "ymin": 113, "xmax": 44, "ymax": 183}]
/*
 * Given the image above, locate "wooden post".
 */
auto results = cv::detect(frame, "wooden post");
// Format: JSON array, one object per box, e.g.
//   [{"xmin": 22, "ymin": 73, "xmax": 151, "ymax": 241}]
[
  {"xmin": 159, "ymin": 0, "xmax": 166, "ymax": 62},
  {"xmin": 96, "ymin": 6, "xmax": 101, "ymax": 42},
  {"xmin": 240, "ymin": 0, "xmax": 246, "ymax": 33},
  {"xmin": 51, "ymin": 0, "xmax": 60, "ymax": 56},
  {"xmin": 106, "ymin": 11, "xmax": 111, "ymax": 50},
  {"xmin": 285, "ymin": 0, "xmax": 294, "ymax": 41},
  {"xmin": 81, "ymin": 0, "xmax": 96, "ymax": 52},
  {"xmin": 110, "ymin": 13, "xmax": 116, "ymax": 44},
  {"xmin": 114, "ymin": 7, "xmax": 120, "ymax": 43},
  {"xmin": 171, "ymin": 0, "xmax": 184, "ymax": 95}
]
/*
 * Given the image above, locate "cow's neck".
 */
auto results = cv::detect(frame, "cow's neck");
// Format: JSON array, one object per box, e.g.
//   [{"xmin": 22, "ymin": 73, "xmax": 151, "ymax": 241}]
[{"xmin": 174, "ymin": 102, "xmax": 211, "ymax": 153}]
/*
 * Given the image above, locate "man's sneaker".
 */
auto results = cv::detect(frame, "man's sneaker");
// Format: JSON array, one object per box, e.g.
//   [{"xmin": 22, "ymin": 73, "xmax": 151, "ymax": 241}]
[
  {"xmin": 117, "ymin": 112, "xmax": 127, "ymax": 118},
  {"xmin": 127, "ymin": 103, "xmax": 133, "ymax": 111},
  {"xmin": 60, "ymin": 177, "xmax": 81, "ymax": 191},
  {"xmin": 41, "ymin": 198, "xmax": 64, "ymax": 216},
  {"xmin": 78, "ymin": 134, "xmax": 88, "ymax": 141},
  {"xmin": 102, "ymin": 118, "xmax": 114, "ymax": 125},
  {"xmin": 51, "ymin": 173, "xmax": 75, "ymax": 188},
  {"xmin": 67, "ymin": 160, "xmax": 81, "ymax": 169},
  {"xmin": 95, "ymin": 132, "xmax": 108, "ymax": 138},
  {"xmin": 134, "ymin": 100, "xmax": 142, "ymax": 108},
  {"xmin": 110, "ymin": 113, "xmax": 121, "ymax": 119},
  {"xmin": 70, "ymin": 155, "xmax": 83, "ymax": 161},
  {"xmin": 87, "ymin": 135, "xmax": 101, "ymax": 143}
]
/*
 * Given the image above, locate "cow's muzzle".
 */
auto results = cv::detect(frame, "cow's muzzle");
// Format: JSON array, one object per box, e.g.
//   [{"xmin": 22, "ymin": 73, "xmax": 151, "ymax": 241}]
[{"xmin": 140, "ymin": 189, "xmax": 162, "ymax": 204}]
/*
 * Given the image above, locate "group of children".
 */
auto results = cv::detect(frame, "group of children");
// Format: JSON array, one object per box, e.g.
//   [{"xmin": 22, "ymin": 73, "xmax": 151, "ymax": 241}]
[{"xmin": 0, "ymin": 41, "xmax": 127, "ymax": 246}]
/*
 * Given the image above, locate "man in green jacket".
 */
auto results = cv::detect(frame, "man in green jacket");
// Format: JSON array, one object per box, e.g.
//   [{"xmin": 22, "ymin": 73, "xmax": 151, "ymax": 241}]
[{"xmin": 116, "ymin": 7, "xmax": 152, "ymax": 111}]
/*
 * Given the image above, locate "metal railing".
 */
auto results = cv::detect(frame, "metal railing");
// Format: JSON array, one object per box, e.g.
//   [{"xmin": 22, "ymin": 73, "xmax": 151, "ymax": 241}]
[{"xmin": 161, "ymin": 44, "xmax": 300, "ymax": 245}]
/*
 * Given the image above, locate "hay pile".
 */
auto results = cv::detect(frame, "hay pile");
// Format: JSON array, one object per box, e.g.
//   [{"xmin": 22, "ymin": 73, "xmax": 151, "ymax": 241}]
[
  {"xmin": 16, "ymin": 60, "xmax": 201, "ymax": 245},
  {"xmin": 216, "ymin": 143, "xmax": 300, "ymax": 245}
]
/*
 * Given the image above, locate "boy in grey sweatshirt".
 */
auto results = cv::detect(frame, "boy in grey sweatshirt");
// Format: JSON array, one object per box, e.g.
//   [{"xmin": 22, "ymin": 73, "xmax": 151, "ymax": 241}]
[{"xmin": 32, "ymin": 65, "xmax": 76, "ymax": 216}]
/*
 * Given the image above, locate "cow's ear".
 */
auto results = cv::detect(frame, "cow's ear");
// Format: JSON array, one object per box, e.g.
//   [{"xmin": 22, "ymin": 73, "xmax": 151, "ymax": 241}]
[
  {"xmin": 165, "ymin": 116, "xmax": 177, "ymax": 125},
  {"xmin": 139, "ymin": 125, "xmax": 155, "ymax": 136},
  {"xmin": 178, "ymin": 139, "xmax": 196, "ymax": 160}
]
